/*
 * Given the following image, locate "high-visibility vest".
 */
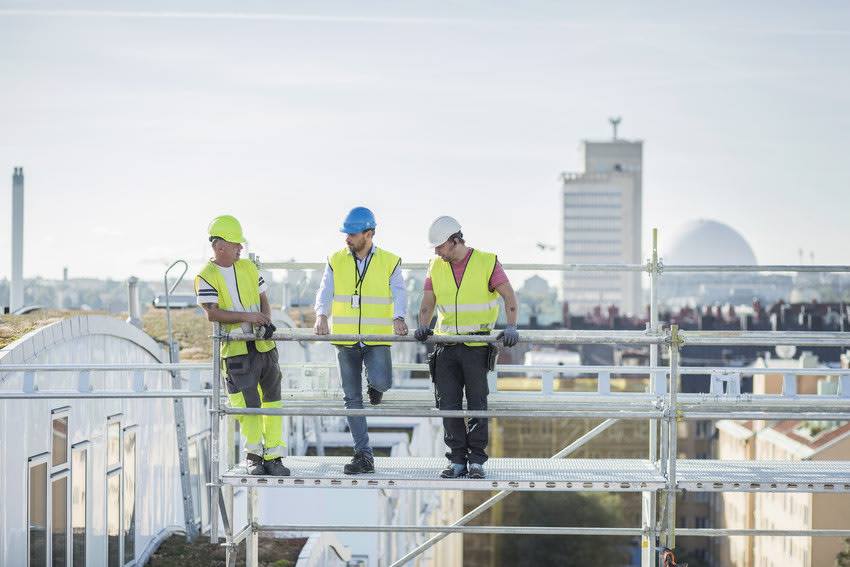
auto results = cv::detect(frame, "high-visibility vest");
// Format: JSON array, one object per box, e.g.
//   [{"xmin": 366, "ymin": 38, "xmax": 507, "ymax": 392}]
[
  {"xmin": 429, "ymin": 249, "xmax": 500, "ymax": 347},
  {"xmin": 329, "ymin": 247, "xmax": 401, "ymax": 346},
  {"xmin": 195, "ymin": 259, "xmax": 276, "ymax": 359}
]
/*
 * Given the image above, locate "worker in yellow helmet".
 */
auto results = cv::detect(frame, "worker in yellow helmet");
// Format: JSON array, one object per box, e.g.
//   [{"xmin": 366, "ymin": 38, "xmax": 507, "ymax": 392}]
[
  {"xmin": 314, "ymin": 206, "xmax": 408, "ymax": 475},
  {"xmin": 195, "ymin": 215, "xmax": 289, "ymax": 476},
  {"xmin": 415, "ymin": 216, "xmax": 519, "ymax": 480}
]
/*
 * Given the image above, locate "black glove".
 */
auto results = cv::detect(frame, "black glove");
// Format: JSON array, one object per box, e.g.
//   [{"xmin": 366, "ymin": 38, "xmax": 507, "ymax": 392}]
[
  {"xmin": 256, "ymin": 323, "xmax": 276, "ymax": 340},
  {"xmin": 414, "ymin": 326, "xmax": 433, "ymax": 342},
  {"xmin": 497, "ymin": 325, "xmax": 519, "ymax": 347}
]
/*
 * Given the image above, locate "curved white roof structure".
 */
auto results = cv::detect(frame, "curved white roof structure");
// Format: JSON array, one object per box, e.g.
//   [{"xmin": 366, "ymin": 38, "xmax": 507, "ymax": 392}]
[{"xmin": 664, "ymin": 219, "xmax": 758, "ymax": 266}]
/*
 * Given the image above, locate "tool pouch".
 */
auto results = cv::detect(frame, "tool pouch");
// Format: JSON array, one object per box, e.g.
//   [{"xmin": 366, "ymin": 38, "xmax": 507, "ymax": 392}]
[
  {"xmin": 427, "ymin": 347, "xmax": 440, "ymax": 406},
  {"xmin": 487, "ymin": 344, "xmax": 499, "ymax": 372}
]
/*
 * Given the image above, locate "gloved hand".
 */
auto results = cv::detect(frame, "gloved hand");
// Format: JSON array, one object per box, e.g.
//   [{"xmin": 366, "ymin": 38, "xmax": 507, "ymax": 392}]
[
  {"xmin": 414, "ymin": 326, "xmax": 433, "ymax": 342},
  {"xmin": 256, "ymin": 323, "xmax": 277, "ymax": 340},
  {"xmin": 497, "ymin": 325, "xmax": 519, "ymax": 347}
]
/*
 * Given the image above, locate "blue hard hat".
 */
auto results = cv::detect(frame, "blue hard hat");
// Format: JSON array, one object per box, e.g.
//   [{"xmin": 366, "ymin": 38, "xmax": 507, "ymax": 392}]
[{"xmin": 340, "ymin": 207, "xmax": 377, "ymax": 234}]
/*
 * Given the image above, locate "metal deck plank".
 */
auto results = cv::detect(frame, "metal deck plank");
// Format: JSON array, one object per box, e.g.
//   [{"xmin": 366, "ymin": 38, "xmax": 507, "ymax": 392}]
[
  {"xmin": 677, "ymin": 460, "xmax": 850, "ymax": 492},
  {"xmin": 221, "ymin": 457, "xmax": 665, "ymax": 492}
]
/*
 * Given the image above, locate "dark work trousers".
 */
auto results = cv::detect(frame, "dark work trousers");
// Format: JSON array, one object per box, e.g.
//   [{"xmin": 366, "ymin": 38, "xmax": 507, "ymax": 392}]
[{"xmin": 433, "ymin": 344, "xmax": 490, "ymax": 465}]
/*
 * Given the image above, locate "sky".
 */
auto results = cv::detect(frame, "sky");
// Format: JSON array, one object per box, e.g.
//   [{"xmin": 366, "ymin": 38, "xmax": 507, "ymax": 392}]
[{"xmin": 1, "ymin": 1, "xmax": 849, "ymax": 281}]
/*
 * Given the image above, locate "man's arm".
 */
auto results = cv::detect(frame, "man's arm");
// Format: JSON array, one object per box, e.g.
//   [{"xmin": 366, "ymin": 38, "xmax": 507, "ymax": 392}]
[
  {"xmin": 418, "ymin": 289, "xmax": 437, "ymax": 327},
  {"xmin": 495, "ymin": 282, "xmax": 518, "ymax": 326},
  {"xmin": 201, "ymin": 303, "xmax": 270, "ymax": 325},
  {"xmin": 314, "ymin": 263, "xmax": 333, "ymax": 335},
  {"xmin": 390, "ymin": 264, "xmax": 408, "ymax": 335},
  {"xmin": 260, "ymin": 291, "xmax": 272, "ymax": 318},
  {"xmin": 414, "ymin": 289, "xmax": 437, "ymax": 342}
]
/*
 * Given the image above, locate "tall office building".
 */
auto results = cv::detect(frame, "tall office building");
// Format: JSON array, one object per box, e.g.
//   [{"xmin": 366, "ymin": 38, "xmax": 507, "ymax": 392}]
[{"xmin": 561, "ymin": 119, "xmax": 642, "ymax": 315}]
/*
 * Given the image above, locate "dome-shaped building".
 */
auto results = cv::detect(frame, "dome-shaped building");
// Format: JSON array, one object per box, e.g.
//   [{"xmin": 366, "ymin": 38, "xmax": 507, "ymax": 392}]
[
  {"xmin": 664, "ymin": 219, "xmax": 757, "ymax": 266},
  {"xmin": 658, "ymin": 219, "xmax": 792, "ymax": 308}
]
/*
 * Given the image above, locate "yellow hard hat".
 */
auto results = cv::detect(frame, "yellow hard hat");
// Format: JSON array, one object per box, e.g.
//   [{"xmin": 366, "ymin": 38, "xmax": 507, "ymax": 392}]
[{"xmin": 208, "ymin": 215, "xmax": 246, "ymax": 243}]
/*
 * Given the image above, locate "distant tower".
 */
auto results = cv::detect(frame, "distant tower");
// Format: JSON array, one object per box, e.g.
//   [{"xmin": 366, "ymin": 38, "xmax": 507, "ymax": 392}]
[
  {"xmin": 560, "ymin": 120, "xmax": 642, "ymax": 315},
  {"xmin": 609, "ymin": 116, "xmax": 622, "ymax": 140},
  {"xmin": 10, "ymin": 167, "xmax": 24, "ymax": 312}
]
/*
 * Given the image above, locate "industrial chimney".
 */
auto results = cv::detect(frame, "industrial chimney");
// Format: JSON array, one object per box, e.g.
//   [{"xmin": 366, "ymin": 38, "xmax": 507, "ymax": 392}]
[{"xmin": 10, "ymin": 167, "xmax": 24, "ymax": 313}]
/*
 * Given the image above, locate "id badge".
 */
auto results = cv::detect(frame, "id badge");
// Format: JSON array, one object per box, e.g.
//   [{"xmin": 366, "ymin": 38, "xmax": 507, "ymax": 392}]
[{"xmin": 351, "ymin": 294, "xmax": 361, "ymax": 308}]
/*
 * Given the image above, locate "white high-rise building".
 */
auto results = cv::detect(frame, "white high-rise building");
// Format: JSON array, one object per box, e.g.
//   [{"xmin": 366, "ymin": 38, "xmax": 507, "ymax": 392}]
[{"xmin": 561, "ymin": 121, "xmax": 642, "ymax": 316}]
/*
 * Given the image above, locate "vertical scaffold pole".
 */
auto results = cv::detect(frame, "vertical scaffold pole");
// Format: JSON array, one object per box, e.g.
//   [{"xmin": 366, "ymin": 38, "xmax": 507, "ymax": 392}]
[
  {"xmin": 642, "ymin": 228, "xmax": 660, "ymax": 567},
  {"xmin": 210, "ymin": 322, "xmax": 222, "ymax": 543},
  {"xmin": 247, "ymin": 487, "xmax": 259, "ymax": 567},
  {"xmin": 664, "ymin": 324, "xmax": 682, "ymax": 551}
]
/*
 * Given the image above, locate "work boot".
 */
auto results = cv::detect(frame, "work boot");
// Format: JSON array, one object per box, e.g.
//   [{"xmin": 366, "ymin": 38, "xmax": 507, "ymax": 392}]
[
  {"xmin": 367, "ymin": 385, "xmax": 383, "ymax": 405},
  {"xmin": 263, "ymin": 457, "xmax": 290, "ymax": 477},
  {"xmin": 344, "ymin": 451, "xmax": 375, "ymax": 474},
  {"xmin": 246, "ymin": 453, "xmax": 265, "ymax": 476},
  {"xmin": 468, "ymin": 463, "xmax": 485, "ymax": 479},
  {"xmin": 440, "ymin": 462, "xmax": 468, "ymax": 479}
]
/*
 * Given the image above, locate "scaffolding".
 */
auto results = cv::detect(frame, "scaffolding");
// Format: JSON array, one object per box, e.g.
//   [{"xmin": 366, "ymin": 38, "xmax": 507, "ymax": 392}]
[
  {"xmin": 5, "ymin": 229, "xmax": 850, "ymax": 566},
  {"xmin": 206, "ymin": 232, "xmax": 850, "ymax": 567}
]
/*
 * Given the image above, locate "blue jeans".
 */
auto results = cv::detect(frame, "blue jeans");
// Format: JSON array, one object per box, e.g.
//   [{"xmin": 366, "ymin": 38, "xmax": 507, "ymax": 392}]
[{"xmin": 335, "ymin": 345, "xmax": 393, "ymax": 455}]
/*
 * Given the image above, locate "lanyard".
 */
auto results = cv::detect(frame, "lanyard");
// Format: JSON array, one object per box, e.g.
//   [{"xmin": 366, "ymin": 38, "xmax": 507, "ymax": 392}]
[{"xmin": 353, "ymin": 249, "xmax": 374, "ymax": 296}]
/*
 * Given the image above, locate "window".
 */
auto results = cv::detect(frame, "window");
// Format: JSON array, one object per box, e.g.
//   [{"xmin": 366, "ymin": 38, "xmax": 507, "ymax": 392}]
[
  {"xmin": 107, "ymin": 419, "xmax": 121, "ymax": 469},
  {"xmin": 199, "ymin": 437, "xmax": 210, "ymax": 527},
  {"xmin": 107, "ymin": 414, "xmax": 123, "ymax": 567},
  {"xmin": 52, "ymin": 414, "xmax": 69, "ymax": 467},
  {"xmin": 71, "ymin": 446, "xmax": 87, "ymax": 567},
  {"xmin": 52, "ymin": 473, "xmax": 69, "ymax": 566},
  {"xmin": 188, "ymin": 441, "xmax": 202, "ymax": 525},
  {"xmin": 107, "ymin": 472, "xmax": 121, "ymax": 567},
  {"xmin": 189, "ymin": 434, "xmax": 212, "ymax": 530},
  {"xmin": 123, "ymin": 429, "xmax": 136, "ymax": 564},
  {"xmin": 29, "ymin": 455, "xmax": 48, "ymax": 567}
]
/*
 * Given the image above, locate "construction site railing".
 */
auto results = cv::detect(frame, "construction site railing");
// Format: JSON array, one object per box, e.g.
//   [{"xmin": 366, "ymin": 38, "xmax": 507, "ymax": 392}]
[{"xmin": 206, "ymin": 323, "xmax": 850, "ymax": 567}]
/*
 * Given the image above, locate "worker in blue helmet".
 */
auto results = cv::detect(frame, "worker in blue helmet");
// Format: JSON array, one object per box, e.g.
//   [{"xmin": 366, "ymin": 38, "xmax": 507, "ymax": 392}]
[{"xmin": 314, "ymin": 207, "xmax": 408, "ymax": 474}]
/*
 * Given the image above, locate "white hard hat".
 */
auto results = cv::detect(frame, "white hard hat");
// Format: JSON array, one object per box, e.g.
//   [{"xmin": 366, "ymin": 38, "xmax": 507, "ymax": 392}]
[{"xmin": 428, "ymin": 216, "xmax": 462, "ymax": 247}]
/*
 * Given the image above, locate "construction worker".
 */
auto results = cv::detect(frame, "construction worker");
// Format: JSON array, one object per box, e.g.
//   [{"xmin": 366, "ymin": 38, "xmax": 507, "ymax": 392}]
[
  {"xmin": 195, "ymin": 215, "xmax": 289, "ymax": 476},
  {"xmin": 314, "ymin": 206, "xmax": 408, "ymax": 474},
  {"xmin": 415, "ymin": 216, "xmax": 519, "ymax": 479}
]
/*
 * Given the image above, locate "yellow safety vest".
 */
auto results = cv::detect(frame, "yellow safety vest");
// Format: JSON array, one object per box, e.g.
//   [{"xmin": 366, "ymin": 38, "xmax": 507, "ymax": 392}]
[
  {"xmin": 195, "ymin": 259, "xmax": 276, "ymax": 359},
  {"xmin": 329, "ymin": 247, "xmax": 400, "ymax": 346},
  {"xmin": 429, "ymin": 249, "xmax": 500, "ymax": 347}
]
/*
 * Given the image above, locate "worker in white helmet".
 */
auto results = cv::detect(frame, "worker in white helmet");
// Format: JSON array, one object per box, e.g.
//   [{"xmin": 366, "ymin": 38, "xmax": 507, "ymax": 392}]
[{"xmin": 414, "ymin": 216, "xmax": 519, "ymax": 479}]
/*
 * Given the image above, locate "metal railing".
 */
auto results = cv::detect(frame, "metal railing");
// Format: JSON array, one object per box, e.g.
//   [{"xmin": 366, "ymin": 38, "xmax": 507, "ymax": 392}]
[{"xmin": 207, "ymin": 325, "xmax": 850, "ymax": 567}]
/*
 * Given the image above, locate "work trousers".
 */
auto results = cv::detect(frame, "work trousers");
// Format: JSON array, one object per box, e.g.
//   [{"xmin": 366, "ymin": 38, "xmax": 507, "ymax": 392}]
[
  {"xmin": 335, "ymin": 344, "xmax": 393, "ymax": 455},
  {"xmin": 433, "ymin": 344, "xmax": 490, "ymax": 465},
  {"xmin": 224, "ymin": 343, "xmax": 285, "ymax": 460}
]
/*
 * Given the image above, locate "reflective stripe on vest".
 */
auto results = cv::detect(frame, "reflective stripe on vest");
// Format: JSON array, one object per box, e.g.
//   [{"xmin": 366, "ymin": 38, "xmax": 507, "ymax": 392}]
[
  {"xmin": 329, "ymin": 246, "xmax": 400, "ymax": 346},
  {"xmin": 195, "ymin": 259, "xmax": 276, "ymax": 359},
  {"xmin": 429, "ymin": 250, "xmax": 500, "ymax": 347}
]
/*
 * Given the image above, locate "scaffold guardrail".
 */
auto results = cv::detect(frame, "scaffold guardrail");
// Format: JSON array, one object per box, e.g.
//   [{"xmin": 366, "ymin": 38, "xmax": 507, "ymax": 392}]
[{"xmin": 207, "ymin": 324, "xmax": 850, "ymax": 567}]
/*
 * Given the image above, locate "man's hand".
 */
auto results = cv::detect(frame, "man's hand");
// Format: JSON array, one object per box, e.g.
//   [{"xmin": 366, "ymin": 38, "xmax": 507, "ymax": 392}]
[
  {"xmin": 414, "ymin": 326, "xmax": 433, "ymax": 342},
  {"xmin": 314, "ymin": 315, "xmax": 329, "ymax": 335},
  {"xmin": 394, "ymin": 318, "xmax": 409, "ymax": 336},
  {"xmin": 245, "ymin": 312, "xmax": 271, "ymax": 326},
  {"xmin": 497, "ymin": 325, "xmax": 519, "ymax": 347},
  {"xmin": 256, "ymin": 323, "xmax": 276, "ymax": 340}
]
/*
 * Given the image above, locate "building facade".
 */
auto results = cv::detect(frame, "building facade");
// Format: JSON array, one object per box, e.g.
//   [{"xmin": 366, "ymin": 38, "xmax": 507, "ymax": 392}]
[
  {"xmin": 561, "ymin": 136, "xmax": 642, "ymax": 316},
  {"xmin": 715, "ymin": 354, "xmax": 850, "ymax": 567}
]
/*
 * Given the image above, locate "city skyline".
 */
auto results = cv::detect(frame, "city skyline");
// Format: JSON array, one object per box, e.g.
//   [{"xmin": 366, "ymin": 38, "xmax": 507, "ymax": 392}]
[{"xmin": 1, "ymin": 1, "xmax": 849, "ymax": 280}]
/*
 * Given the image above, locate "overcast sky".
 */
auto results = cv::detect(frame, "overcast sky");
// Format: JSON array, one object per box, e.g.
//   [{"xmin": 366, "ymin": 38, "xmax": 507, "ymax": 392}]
[{"xmin": 1, "ymin": 1, "xmax": 848, "ymax": 280}]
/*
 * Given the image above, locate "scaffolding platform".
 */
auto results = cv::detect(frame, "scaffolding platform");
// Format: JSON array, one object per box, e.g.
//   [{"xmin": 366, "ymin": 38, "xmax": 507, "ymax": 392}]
[
  {"xmin": 676, "ymin": 459, "xmax": 850, "ymax": 492},
  {"xmin": 221, "ymin": 457, "xmax": 666, "ymax": 491},
  {"xmin": 221, "ymin": 457, "xmax": 850, "ymax": 493}
]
